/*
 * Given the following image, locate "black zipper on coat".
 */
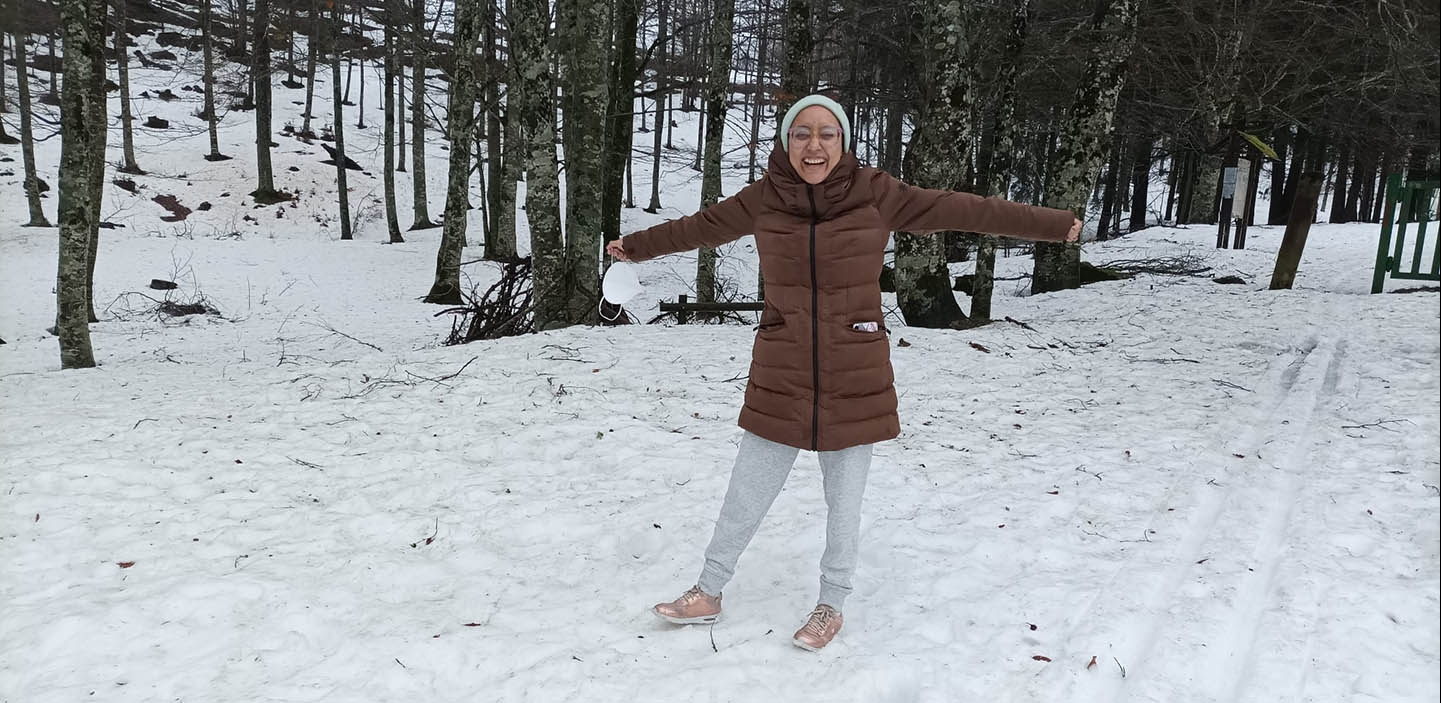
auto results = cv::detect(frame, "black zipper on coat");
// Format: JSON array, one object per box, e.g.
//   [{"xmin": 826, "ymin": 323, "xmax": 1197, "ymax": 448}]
[{"xmin": 807, "ymin": 185, "xmax": 820, "ymax": 451}]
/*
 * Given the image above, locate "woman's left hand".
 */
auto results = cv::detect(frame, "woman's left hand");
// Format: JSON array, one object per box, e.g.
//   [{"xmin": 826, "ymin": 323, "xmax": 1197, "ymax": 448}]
[{"xmin": 1066, "ymin": 218, "xmax": 1083, "ymax": 243}]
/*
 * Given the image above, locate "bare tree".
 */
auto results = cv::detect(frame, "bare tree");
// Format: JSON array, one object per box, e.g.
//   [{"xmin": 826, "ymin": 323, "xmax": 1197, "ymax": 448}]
[
  {"xmin": 644, "ymin": 0, "xmax": 668, "ymax": 214},
  {"xmin": 1032, "ymin": 0, "xmax": 1140, "ymax": 294},
  {"xmin": 895, "ymin": 0, "xmax": 973, "ymax": 328},
  {"xmin": 971, "ymin": 0, "xmax": 1030, "ymax": 323},
  {"xmin": 56, "ymin": 0, "xmax": 108, "ymax": 368},
  {"xmin": 695, "ymin": 0, "xmax": 735, "ymax": 306},
  {"xmin": 112, "ymin": 0, "xmax": 142, "ymax": 174},
  {"xmin": 513, "ymin": 0, "xmax": 564, "ymax": 327},
  {"xmin": 381, "ymin": 0, "xmax": 404, "ymax": 243},
  {"xmin": 301, "ymin": 0, "xmax": 319, "ymax": 136},
  {"xmin": 330, "ymin": 0, "xmax": 352, "ymax": 239},
  {"xmin": 602, "ymin": 0, "xmax": 641, "ymax": 259},
  {"xmin": 424, "ymin": 0, "xmax": 482, "ymax": 304},
  {"xmin": 556, "ymin": 0, "xmax": 611, "ymax": 323},
  {"xmin": 251, "ymin": 0, "xmax": 287, "ymax": 202},
  {"xmin": 13, "ymin": 31, "xmax": 52, "ymax": 226},
  {"xmin": 200, "ymin": 0, "xmax": 231, "ymax": 161},
  {"xmin": 409, "ymin": 0, "xmax": 437, "ymax": 228}
]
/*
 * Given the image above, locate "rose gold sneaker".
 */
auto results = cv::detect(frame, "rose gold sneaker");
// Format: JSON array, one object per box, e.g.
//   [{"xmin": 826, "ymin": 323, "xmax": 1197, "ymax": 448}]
[
  {"xmin": 652, "ymin": 586, "xmax": 722, "ymax": 625},
  {"xmin": 792, "ymin": 604, "xmax": 843, "ymax": 651}
]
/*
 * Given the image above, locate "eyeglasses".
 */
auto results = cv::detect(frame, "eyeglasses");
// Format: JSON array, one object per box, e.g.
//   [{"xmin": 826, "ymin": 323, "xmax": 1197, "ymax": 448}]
[{"xmin": 788, "ymin": 126, "xmax": 842, "ymax": 145}]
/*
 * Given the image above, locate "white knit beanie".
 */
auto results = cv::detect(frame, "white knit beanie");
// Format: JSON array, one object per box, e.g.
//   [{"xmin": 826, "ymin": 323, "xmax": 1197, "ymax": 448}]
[{"xmin": 780, "ymin": 94, "xmax": 851, "ymax": 153}]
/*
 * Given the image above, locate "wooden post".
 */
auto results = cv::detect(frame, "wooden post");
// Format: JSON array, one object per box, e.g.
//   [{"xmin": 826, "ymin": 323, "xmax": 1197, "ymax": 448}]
[
  {"xmin": 677, "ymin": 294, "xmax": 689, "ymax": 325},
  {"xmin": 1269, "ymin": 172, "xmax": 1323, "ymax": 290}
]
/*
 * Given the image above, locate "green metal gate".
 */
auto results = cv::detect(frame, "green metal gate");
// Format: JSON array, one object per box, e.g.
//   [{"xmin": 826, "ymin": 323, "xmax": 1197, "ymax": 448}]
[{"xmin": 1372, "ymin": 174, "xmax": 1440, "ymax": 293}]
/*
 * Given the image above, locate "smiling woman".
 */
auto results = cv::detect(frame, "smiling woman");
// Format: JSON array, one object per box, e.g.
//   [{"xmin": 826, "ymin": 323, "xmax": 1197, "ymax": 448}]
[
  {"xmin": 780, "ymin": 95, "xmax": 852, "ymax": 184},
  {"xmin": 605, "ymin": 93, "xmax": 1082, "ymax": 652}
]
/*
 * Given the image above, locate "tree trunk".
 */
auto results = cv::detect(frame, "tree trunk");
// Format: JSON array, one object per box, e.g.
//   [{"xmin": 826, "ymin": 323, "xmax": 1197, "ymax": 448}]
[
  {"xmin": 382, "ymin": 14, "xmax": 403, "ymax": 243},
  {"xmin": 1163, "ymin": 149, "xmax": 1177, "ymax": 222},
  {"xmin": 0, "ymin": 34, "xmax": 10, "ymax": 145},
  {"xmin": 691, "ymin": 103, "xmax": 704, "ymax": 171},
  {"xmin": 424, "ymin": 0, "xmax": 481, "ymax": 304},
  {"xmin": 778, "ymin": 0, "xmax": 810, "ymax": 118},
  {"xmin": 1266, "ymin": 125, "xmax": 1290, "ymax": 224},
  {"xmin": 1359, "ymin": 152, "xmax": 1380, "ymax": 223},
  {"xmin": 1328, "ymin": 143, "xmax": 1351, "ymax": 223},
  {"xmin": 15, "ymin": 32, "xmax": 52, "ymax": 226},
  {"xmin": 1174, "ymin": 150, "xmax": 1193, "ymax": 223},
  {"xmin": 513, "ymin": 0, "xmax": 565, "ymax": 327},
  {"xmin": 57, "ymin": 0, "xmax": 108, "ymax": 368},
  {"xmin": 1189, "ymin": 155, "xmax": 1220, "ymax": 224},
  {"xmin": 1096, "ymin": 138, "xmax": 1120, "ymax": 240},
  {"xmin": 971, "ymin": 0, "xmax": 1029, "ymax": 323},
  {"xmin": 558, "ymin": 0, "xmax": 611, "ymax": 324},
  {"xmin": 747, "ymin": 1, "xmax": 768, "ymax": 183},
  {"xmin": 481, "ymin": 0, "xmax": 501, "ymax": 250},
  {"xmin": 1277, "ymin": 127, "xmax": 1308, "ymax": 224},
  {"xmin": 645, "ymin": 0, "xmax": 668, "ymax": 213},
  {"xmin": 896, "ymin": 0, "xmax": 972, "ymax": 328},
  {"xmin": 491, "ymin": 6, "xmax": 520, "ymax": 260},
  {"xmin": 409, "ymin": 0, "xmax": 436, "ymax": 228},
  {"xmin": 1032, "ymin": 0, "xmax": 1138, "ymax": 295},
  {"xmin": 1269, "ymin": 172, "xmax": 1322, "ymax": 290},
  {"xmin": 695, "ymin": 0, "xmax": 735, "ymax": 307},
  {"xmin": 397, "ymin": 55, "xmax": 406, "ymax": 170},
  {"xmin": 331, "ymin": 0, "xmax": 352, "ymax": 240},
  {"xmin": 201, "ymin": 0, "xmax": 230, "ymax": 161},
  {"xmin": 233, "ymin": 0, "xmax": 248, "ymax": 59},
  {"xmin": 1129, "ymin": 134, "xmax": 1151, "ymax": 231},
  {"xmin": 602, "ymin": 0, "xmax": 641, "ymax": 258},
  {"xmin": 301, "ymin": 0, "xmax": 318, "ymax": 135},
  {"xmin": 881, "ymin": 103, "xmax": 902, "ymax": 176},
  {"xmin": 252, "ymin": 0, "xmax": 283, "ymax": 201},
  {"xmin": 352, "ymin": 2, "xmax": 366, "ymax": 129},
  {"xmin": 114, "ymin": 0, "xmax": 143, "ymax": 175},
  {"xmin": 1344, "ymin": 153, "xmax": 1366, "ymax": 222}
]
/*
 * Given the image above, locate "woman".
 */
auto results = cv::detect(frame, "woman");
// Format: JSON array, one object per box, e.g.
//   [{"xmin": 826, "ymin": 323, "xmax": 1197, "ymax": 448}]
[{"xmin": 607, "ymin": 94, "xmax": 1081, "ymax": 651}]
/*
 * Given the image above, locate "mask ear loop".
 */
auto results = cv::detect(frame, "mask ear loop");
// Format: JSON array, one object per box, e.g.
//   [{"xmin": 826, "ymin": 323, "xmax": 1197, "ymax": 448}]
[{"xmin": 598, "ymin": 299, "xmax": 624, "ymax": 322}]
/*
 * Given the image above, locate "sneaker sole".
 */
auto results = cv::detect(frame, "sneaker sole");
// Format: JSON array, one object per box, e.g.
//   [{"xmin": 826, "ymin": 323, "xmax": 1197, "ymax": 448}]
[
  {"xmin": 652, "ymin": 607, "xmax": 720, "ymax": 625},
  {"xmin": 792, "ymin": 637, "xmax": 823, "ymax": 652}
]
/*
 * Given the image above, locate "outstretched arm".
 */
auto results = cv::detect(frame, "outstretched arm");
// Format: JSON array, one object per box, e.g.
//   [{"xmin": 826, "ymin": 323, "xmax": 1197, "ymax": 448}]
[
  {"xmin": 611, "ymin": 180, "xmax": 765, "ymax": 262},
  {"xmin": 872, "ymin": 170, "xmax": 1079, "ymax": 242}
]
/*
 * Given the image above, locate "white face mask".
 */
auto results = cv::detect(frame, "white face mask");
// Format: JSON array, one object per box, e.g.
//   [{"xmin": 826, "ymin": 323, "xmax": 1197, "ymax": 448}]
[{"xmin": 600, "ymin": 261, "xmax": 644, "ymax": 321}]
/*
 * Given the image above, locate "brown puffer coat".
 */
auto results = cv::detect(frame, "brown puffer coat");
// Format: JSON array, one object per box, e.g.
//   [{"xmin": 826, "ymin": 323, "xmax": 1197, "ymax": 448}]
[{"xmin": 622, "ymin": 145, "xmax": 1075, "ymax": 451}]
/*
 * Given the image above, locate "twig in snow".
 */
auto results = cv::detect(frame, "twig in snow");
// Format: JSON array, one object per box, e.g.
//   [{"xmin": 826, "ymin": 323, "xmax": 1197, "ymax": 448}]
[
  {"xmin": 1075, "ymin": 465, "xmax": 1103, "ymax": 481},
  {"xmin": 1123, "ymin": 353, "xmax": 1200, "ymax": 364},
  {"xmin": 410, "ymin": 518, "xmax": 440, "ymax": 548},
  {"xmin": 1211, "ymin": 379, "xmax": 1254, "ymax": 393},
  {"xmin": 316, "ymin": 321, "xmax": 384, "ymax": 352},
  {"xmin": 710, "ymin": 620, "xmax": 718, "ymax": 652},
  {"xmin": 405, "ymin": 356, "xmax": 480, "ymax": 387},
  {"xmin": 287, "ymin": 456, "xmax": 323, "ymax": 469},
  {"xmin": 132, "ymin": 418, "xmax": 158, "ymax": 430},
  {"xmin": 1340, "ymin": 419, "xmax": 1411, "ymax": 432},
  {"xmin": 540, "ymin": 344, "xmax": 591, "ymax": 363},
  {"xmin": 1114, "ymin": 657, "xmax": 1126, "ymax": 678},
  {"xmin": 1003, "ymin": 316, "xmax": 1035, "ymax": 331}
]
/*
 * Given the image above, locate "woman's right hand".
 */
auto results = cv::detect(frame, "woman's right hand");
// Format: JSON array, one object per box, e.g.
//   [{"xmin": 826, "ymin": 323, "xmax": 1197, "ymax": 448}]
[{"xmin": 606, "ymin": 239, "xmax": 630, "ymax": 262}]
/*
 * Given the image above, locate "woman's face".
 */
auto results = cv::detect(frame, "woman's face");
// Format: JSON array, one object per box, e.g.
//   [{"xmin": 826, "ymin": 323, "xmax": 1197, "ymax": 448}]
[{"xmin": 787, "ymin": 105, "xmax": 844, "ymax": 185}]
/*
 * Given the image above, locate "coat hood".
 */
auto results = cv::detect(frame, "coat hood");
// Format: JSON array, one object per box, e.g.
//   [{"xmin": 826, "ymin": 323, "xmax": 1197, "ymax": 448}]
[{"xmin": 765, "ymin": 143, "xmax": 866, "ymax": 220}]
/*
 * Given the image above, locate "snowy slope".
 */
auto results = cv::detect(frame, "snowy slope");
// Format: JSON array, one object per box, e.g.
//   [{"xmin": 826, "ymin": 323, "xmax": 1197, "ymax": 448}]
[{"xmin": 3, "ymin": 20, "xmax": 1440, "ymax": 703}]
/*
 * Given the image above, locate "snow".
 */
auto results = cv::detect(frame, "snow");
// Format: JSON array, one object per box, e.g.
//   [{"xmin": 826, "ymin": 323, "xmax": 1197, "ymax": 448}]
[{"xmin": 2, "ymin": 24, "xmax": 1440, "ymax": 703}]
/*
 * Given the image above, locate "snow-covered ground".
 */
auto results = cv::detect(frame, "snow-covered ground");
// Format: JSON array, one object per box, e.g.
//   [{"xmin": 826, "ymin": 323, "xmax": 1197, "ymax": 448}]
[{"xmin": 2, "ymin": 24, "xmax": 1440, "ymax": 703}]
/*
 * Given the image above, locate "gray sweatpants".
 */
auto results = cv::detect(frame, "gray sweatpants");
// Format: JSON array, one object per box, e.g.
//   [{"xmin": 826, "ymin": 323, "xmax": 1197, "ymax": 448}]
[{"xmin": 696, "ymin": 431, "xmax": 873, "ymax": 610}]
